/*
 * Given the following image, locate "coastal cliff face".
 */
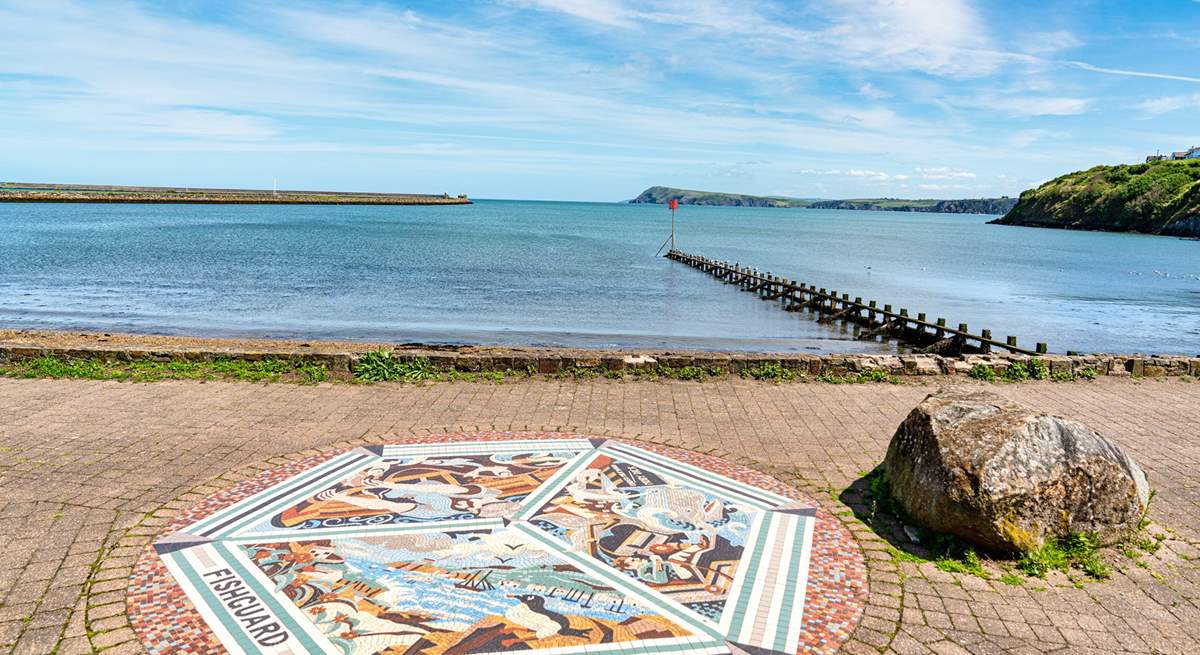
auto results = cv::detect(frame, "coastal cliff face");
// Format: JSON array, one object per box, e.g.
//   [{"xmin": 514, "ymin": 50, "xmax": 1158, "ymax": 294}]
[
  {"xmin": 809, "ymin": 198, "xmax": 1016, "ymax": 214},
  {"xmin": 629, "ymin": 186, "xmax": 808, "ymax": 207},
  {"xmin": 991, "ymin": 159, "xmax": 1200, "ymax": 237},
  {"xmin": 630, "ymin": 186, "xmax": 1015, "ymax": 214}
]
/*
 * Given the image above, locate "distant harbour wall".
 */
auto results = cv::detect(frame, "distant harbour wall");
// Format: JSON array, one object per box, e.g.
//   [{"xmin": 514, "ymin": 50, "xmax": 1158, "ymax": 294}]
[
  {"xmin": 0, "ymin": 192, "xmax": 471, "ymax": 205},
  {"xmin": 0, "ymin": 183, "xmax": 472, "ymax": 205},
  {"xmin": 0, "ymin": 194, "xmax": 475, "ymax": 203}
]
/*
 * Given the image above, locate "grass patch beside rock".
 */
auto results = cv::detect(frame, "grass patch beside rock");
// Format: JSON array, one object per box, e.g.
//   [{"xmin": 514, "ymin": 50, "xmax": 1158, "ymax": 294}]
[
  {"xmin": 1017, "ymin": 533, "xmax": 1109, "ymax": 580},
  {"xmin": 855, "ymin": 467, "xmax": 1132, "ymax": 584}
]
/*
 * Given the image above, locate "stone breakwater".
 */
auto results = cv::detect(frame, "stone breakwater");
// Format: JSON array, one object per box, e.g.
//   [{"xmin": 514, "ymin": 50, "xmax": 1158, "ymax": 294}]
[
  {"xmin": 0, "ymin": 191, "xmax": 471, "ymax": 205},
  {"xmin": 0, "ymin": 338, "xmax": 1195, "ymax": 379},
  {"xmin": 0, "ymin": 183, "xmax": 471, "ymax": 205}
]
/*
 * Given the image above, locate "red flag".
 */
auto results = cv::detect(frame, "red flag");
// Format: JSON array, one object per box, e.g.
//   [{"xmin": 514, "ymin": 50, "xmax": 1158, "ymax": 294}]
[{"xmin": 668, "ymin": 198, "xmax": 679, "ymax": 211}]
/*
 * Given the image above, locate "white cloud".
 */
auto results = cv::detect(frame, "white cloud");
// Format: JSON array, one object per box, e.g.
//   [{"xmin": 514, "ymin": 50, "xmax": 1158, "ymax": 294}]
[
  {"xmin": 915, "ymin": 166, "xmax": 976, "ymax": 179},
  {"xmin": 857, "ymin": 83, "xmax": 891, "ymax": 100},
  {"xmin": 799, "ymin": 168, "xmax": 910, "ymax": 182},
  {"xmin": 1134, "ymin": 93, "xmax": 1200, "ymax": 117},
  {"xmin": 1069, "ymin": 61, "xmax": 1200, "ymax": 84},
  {"xmin": 818, "ymin": 0, "xmax": 1021, "ymax": 78},
  {"xmin": 952, "ymin": 95, "xmax": 1091, "ymax": 116},
  {"xmin": 506, "ymin": 0, "xmax": 636, "ymax": 27},
  {"xmin": 1015, "ymin": 30, "xmax": 1082, "ymax": 55}
]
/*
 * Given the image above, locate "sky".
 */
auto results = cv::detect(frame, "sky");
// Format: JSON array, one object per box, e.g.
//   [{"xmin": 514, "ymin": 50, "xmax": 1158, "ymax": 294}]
[{"xmin": 0, "ymin": 1, "xmax": 1198, "ymax": 202}]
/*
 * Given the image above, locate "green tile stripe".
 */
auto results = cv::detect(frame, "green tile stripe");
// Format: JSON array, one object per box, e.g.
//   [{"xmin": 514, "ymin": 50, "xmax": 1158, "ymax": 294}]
[
  {"xmin": 223, "ymin": 517, "xmax": 505, "ymax": 543},
  {"xmin": 598, "ymin": 445, "xmax": 778, "ymax": 510},
  {"xmin": 188, "ymin": 449, "xmax": 369, "ymax": 537},
  {"xmin": 514, "ymin": 522, "xmax": 721, "ymax": 639},
  {"xmin": 771, "ymin": 515, "xmax": 814, "ymax": 652},
  {"xmin": 164, "ymin": 551, "xmax": 260, "ymax": 655},
  {"xmin": 716, "ymin": 507, "xmax": 766, "ymax": 634},
  {"xmin": 756, "ymin": 512, "xmax": 798, "ymax": 650},
  {"xmin": 213, "ymin": 541, "xmax": 329, "ymax": 653},
  {"xmin": 723, "ymin": 510, "xmax": 775, "ymax": 640},
  {"xmin": 509, "ymin": 450, "xmax": 599, "ymax": 521}
]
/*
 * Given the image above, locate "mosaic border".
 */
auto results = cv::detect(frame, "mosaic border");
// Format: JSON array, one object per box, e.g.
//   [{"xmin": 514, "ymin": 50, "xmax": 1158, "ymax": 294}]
[{"xmin": 127, "ymin": 432, "xmax": 867, "ymax": 655}]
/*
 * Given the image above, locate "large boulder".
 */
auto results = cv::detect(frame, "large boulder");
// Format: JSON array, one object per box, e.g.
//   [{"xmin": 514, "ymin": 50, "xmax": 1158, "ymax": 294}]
[{"xmin": 883, "ymin": 388, "xmax": 1149, "ymax": 553}]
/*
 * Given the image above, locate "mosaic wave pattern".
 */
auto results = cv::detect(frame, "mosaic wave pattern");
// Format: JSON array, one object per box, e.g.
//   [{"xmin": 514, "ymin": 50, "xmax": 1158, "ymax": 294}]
[{"xmin": 153, "ymin": 439, "xmax": 817, "ymax": 655}]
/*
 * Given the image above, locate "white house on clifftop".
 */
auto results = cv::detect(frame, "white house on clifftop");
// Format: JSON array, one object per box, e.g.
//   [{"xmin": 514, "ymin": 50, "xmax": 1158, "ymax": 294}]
[{"xmin": 1147, "ymin": 146, "xmax": 1200, "ymax": 162}]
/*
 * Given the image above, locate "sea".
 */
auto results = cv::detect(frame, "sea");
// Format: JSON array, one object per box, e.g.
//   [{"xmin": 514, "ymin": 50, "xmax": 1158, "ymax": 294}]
[{"xmin": 1, "ymin": 200, "xmax": 1197, "ymax": 354}]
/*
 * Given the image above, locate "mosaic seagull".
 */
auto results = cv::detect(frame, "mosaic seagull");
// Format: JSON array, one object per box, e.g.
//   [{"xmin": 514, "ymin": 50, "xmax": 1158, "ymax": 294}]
[{"xmin": 506, "ymin": 594, "xmax": 590, "ymax": 640}]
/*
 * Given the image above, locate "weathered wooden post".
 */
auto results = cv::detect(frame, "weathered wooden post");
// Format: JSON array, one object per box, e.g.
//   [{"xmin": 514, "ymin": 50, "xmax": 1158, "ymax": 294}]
[
  {"xmin": 1036, "ymin": 342, "xmax": 1048, "ymax": 354},
  {"xmin": 936, "ymin": 318, "xmax": 946, "ymax": 339},
  {"xmin": 981, "ymin": 329, "xmax": 993, "ymax": 353}
]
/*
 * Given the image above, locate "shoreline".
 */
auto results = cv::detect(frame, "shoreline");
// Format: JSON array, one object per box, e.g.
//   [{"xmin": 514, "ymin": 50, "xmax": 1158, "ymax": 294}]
[{"xmin": 1, "ymin": 329, "xmax": 1195, "ymax": 379}]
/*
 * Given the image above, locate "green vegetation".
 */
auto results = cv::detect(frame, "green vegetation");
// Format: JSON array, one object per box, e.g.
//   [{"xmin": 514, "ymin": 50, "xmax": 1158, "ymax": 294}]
[
  {"xmin": 353, "ymin": 350, "xmax": 440, "ymax": 382},
  {"xmin": 992, "ymin": 159, "xmax": 1200, "ymax": 236},
  {"xmin": 630, "ymin": 186, "xmax": 1018, "ymax": 214},
  {"xmin": 816, "ymin": 369, "xmax": 898, "ymax": 384},
  {"xmin": 0, "ymin": 354, "xmax": 329, "ymax": 384},
  {"xmin": 859, "ymin": 469, "xmax": 989, "ymax": 577},
  {"xmin": 743, "ymin": 362, "xmax": 798, "ymax": 381},
  {"xmin": 968, "ymin": 363, "xmax": 996, "ymax": 381},
  {"xmin": 630, "ymin": 186, "xmax": 810, "ymax": 208},
  {"xmin": 999, "ymin": 572, "xmax": 1024, "ymax": 586},
  {"xmin": 0, "ymin": 353, "xmax": 893, "ymax": 385},
  {"xmin": 859, "ymin": 467, "xmax": 1126, "ymax": 583},
  {"xmin": 967, "ymin": 359, "xmax": 1059, "ymax": 382},
  {"xmin": 809, "ymin": 197, "xmax": 1017, "ymax": 214},
  {"xmin": 1017, "ymin": 533, "xmax": 1109, "ymax": 580}
]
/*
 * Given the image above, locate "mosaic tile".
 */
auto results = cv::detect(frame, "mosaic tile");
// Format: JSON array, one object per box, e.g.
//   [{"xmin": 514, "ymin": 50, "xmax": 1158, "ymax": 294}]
[{"xmin": 128, "ymin": 432, "xmax": 866, "ymax": 655}]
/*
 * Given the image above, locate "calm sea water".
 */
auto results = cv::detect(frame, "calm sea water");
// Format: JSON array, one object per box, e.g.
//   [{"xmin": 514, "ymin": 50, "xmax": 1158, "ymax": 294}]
[{"xmin": 1, "ymin": 200, "xmax": 1197, "ymax": 354}]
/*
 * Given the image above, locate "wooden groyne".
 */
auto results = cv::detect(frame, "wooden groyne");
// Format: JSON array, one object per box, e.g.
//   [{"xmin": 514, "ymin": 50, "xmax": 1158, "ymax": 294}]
[{"xmin": 666, "ymin": 249, "xmax": 1045, "ymax": 355}]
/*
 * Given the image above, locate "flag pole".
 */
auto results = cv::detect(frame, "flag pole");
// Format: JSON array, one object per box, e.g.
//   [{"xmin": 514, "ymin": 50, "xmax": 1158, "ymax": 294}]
[{"xmin": 668, "ymin": 198, "xmax": 678, "ymax": 252}]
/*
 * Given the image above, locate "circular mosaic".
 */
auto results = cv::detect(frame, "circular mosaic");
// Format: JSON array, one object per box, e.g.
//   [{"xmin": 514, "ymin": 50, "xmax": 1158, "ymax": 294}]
[{"xmin": 128, "ymin": 432, "xmax": 866, "ymax": 655}]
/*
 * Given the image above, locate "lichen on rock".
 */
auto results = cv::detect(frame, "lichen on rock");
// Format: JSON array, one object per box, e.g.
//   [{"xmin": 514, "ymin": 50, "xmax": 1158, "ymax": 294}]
[{"xmin": 883, "ymin": 387, "xmax": 1149, "ymax": 553}]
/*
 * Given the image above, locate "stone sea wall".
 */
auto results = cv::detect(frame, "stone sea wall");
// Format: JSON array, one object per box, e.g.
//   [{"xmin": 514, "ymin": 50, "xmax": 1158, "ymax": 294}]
[{"xmin": 1, "ymin": 343, "xmax": 1195, "ymax": 378}]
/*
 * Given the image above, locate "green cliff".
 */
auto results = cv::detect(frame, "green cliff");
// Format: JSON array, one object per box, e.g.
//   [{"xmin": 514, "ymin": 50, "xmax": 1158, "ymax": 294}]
[
  {"xmin": 630, "ymin": 186, "xmax": 810, "ymax": 207},
  {"xmin": 808, "ymin": 197, "xmax": 1016, "ymax": 214},
  {"xmin": 630, "ymin": 186, "xmax": 1015, "ymax": 214},
  {"xmin": 990, "ymin": 159, "xmax": 1200, "ymax": 237}
]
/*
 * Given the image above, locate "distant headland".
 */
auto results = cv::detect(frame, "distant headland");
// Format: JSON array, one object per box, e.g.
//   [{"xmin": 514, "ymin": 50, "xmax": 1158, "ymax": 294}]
[
  {"xmin": 630, "ymin": 186, "xmax": 1017, "ymax": 215},
  {"xmin": 0, "ymin": 182, "xmax": 471, "ymax": 205},
  {"xmin": 990, "ymin": 159, "xmax": 1200, "ymax": 237}
]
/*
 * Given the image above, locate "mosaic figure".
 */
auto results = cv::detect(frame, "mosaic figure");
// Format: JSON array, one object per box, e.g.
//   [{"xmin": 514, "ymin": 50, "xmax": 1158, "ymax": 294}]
[
  {"xmin": 144, "ymin": 439, "xmax": 821, "ymax": 655},
  {"xmin": 273, "ymin": 452, "xmax": 578, "ymax": 530},
  {"xmin": 244, "ymin": 529, "xmax": 691, "ymax": 655},
  {"xmin": 528, "ymin": 455, "xmax": 754, "ymax": 619}
]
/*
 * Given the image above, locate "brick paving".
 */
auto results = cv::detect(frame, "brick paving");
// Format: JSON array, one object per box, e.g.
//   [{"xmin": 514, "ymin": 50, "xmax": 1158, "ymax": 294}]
[{"xmin": 0, "ymin": 376, "xmax": 1196, "ymax": 654}]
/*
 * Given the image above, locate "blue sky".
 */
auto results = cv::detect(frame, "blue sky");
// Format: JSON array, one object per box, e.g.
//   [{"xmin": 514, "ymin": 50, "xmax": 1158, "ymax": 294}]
[{"xmin": 1, "ymin": 1, "xmax": 1197, "ymax": 201}]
